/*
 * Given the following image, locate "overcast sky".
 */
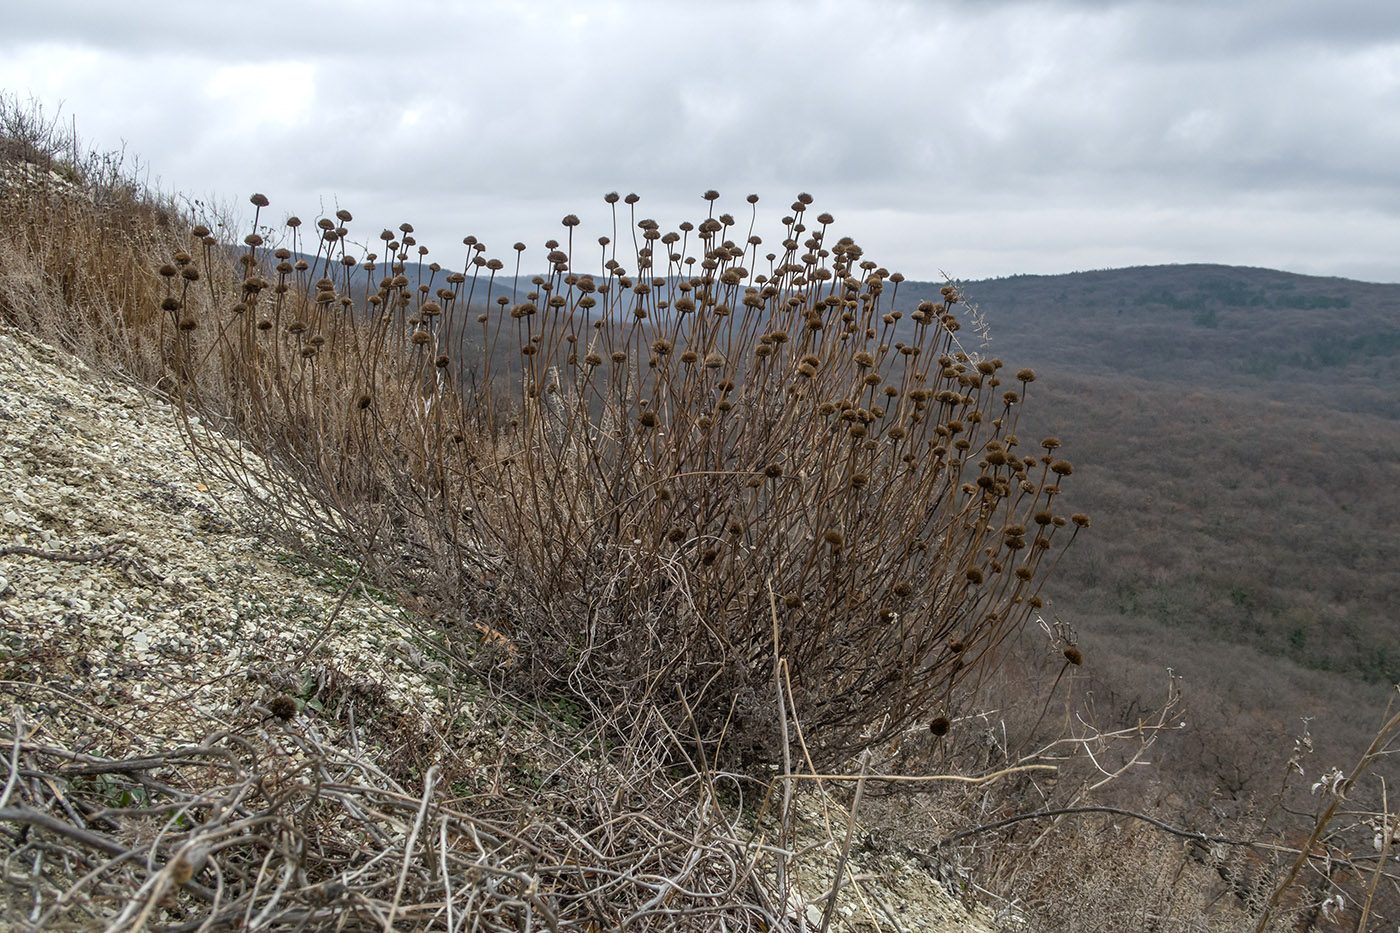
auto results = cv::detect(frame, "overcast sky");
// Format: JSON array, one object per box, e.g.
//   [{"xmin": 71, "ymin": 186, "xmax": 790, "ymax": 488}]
[{"xmin": 3, "ymin": 0, "xmax": 1398, "ymax": 283}]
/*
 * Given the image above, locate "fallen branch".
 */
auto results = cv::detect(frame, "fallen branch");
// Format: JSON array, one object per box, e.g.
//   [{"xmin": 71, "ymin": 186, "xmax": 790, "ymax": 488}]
[{"xmin": 0, "ymin": 542, "xmax": 121, "ymax": 562}]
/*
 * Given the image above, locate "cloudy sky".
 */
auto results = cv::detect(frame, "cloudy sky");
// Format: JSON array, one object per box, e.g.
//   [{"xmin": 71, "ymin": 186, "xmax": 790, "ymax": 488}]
[{"xmin": 3, "ymin": 0, "xmax": 1398, "ymax": 283}]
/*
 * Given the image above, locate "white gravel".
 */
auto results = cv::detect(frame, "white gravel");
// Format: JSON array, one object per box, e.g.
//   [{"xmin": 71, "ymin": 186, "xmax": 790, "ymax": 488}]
[{"xmin": 0, "ymin": 324, "xmax": 450, "ymax": 750}]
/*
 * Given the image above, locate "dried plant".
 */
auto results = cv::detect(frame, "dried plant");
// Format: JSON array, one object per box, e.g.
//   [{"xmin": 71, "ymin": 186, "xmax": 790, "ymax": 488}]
[{"xmin": 150, "ymin": 185, "xmax": 1090, "ymax": 771}]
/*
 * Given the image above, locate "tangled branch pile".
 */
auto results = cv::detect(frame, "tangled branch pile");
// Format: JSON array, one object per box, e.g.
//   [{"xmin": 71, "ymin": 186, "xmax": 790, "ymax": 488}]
[{"xmin": 1, "ymin": 708, "xmax": 815, "ymax": 931}]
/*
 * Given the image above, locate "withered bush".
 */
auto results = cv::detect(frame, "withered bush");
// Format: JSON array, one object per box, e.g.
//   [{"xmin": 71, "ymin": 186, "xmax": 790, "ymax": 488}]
[
  {"xmin": 0, "ymin": 94, "xmax": 186, "ymax": 379},
  {"xmin": 150, "ymin": 186, "xmax": 1088, "ymax": 768},
  {"xmin": 0, "ymin": 93, "xmax": 1088, "ymax": 767}
]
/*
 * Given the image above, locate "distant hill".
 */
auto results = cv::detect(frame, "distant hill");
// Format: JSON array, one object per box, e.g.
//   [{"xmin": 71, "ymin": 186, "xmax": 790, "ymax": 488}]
[
  {"xmin": 896, "ymin": 264, "xmax": 1400, "ymax": 419},
  {"xmin": 887, "ymin": 264, "xmax": 1400, "ymax": 800}
]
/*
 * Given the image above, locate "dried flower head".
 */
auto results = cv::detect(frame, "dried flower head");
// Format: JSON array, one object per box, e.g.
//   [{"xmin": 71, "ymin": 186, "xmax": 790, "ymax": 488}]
[{"xmin": 267, "ymin": 695, "xmax": 298, "ymax": 720}]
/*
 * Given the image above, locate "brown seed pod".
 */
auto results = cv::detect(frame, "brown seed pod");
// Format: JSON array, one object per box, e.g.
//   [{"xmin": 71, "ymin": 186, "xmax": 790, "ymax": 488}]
[{"xmin": 267, "ymin": 695, "xmax": 298, "ymax": 720}]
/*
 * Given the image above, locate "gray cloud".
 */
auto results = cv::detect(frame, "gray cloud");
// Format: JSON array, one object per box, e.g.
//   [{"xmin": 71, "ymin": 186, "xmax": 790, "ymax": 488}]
[{"xmin": 2, "ymin": 0, "xmax": 1396, "ymax": 282}]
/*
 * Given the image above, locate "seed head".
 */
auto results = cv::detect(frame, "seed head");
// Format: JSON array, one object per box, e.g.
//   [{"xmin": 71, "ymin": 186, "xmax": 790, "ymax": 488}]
[
  {"xmin": 929, "ymin": 716, "xmax": 951, "ymax": 736},
  {"xmin": 267, "ymin": 695, "xmax": 297, "ymax": 720},
  {"xmin": 249, "ymin": 193, "xmax": 269, "ymax": 207},
  {"xmin": 1063, "ymin": 645, "xmax": 1084, "ymax": 665}
]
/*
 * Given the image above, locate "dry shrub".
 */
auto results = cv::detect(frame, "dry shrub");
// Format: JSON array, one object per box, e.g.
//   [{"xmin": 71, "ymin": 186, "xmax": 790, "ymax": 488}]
[
  {"xmin": 0, "ymin": 94, "xmax": 186, "ymax": 382},
  {"xmin": 2, "ymin": 93, "xmax": 1092, "ymax": 768},
  {"xmin": 147, "ymin": 186, "xmax": 1091, "ymax": 769}
]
